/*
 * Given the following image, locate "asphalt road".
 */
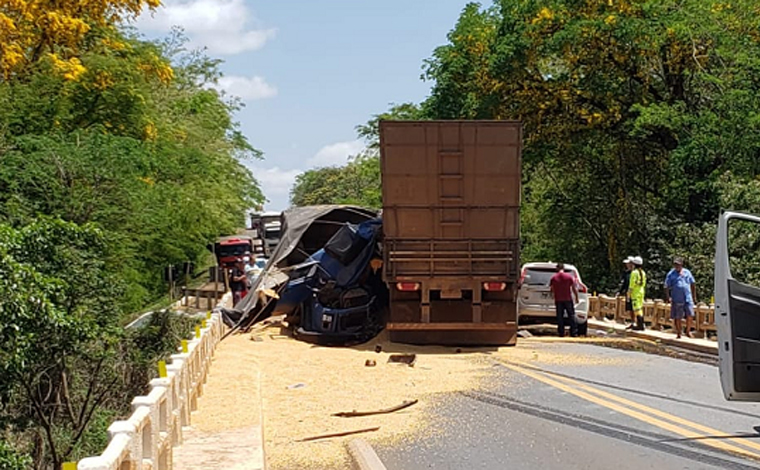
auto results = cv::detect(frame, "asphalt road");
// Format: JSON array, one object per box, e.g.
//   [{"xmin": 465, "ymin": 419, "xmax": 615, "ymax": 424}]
[{"xmin": 373, "ymin": 338, "xmax": 760, "ymax": 470}]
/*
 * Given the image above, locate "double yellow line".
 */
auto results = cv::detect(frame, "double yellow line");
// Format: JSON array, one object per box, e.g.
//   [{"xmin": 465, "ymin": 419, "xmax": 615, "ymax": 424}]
[{"xmin": 499, "ymin": 360, "xmax": 760, "ymax": 461}]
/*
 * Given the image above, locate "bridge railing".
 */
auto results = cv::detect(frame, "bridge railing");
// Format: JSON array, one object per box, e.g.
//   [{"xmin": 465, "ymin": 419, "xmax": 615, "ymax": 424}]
[
  {"xmin": 76, "ymin": 293, "xmax": 229, "ymax": 470},
  {"xmin": 588, "ymin": 295, "xmax": 717, "ymax": 338}
]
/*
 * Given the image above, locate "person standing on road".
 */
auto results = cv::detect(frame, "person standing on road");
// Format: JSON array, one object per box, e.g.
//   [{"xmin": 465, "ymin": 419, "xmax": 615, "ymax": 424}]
[
  {"xmin": 230, "ymin": 258, "xmax": 248, "ymax": 306},
  {"xmin": 628, "ymin": 256, "xmax": 647, "ymax": 331},
  {"xmin": 618, "ymin": 257, "xmax": 635, "ymax": 329},
  {"xmin": 665, "ymin": 256, "xmax": 697, "ymax": 339},
  {"xmin": 550, "ymin": 263, "xmax": 579, "ymax": 338},
  {"xmin": 243, "ymin": 255, "xmax": 255, "ymax": 289}
]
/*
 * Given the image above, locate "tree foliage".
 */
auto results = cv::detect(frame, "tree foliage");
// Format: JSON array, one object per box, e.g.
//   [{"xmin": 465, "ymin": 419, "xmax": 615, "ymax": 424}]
[
  {"xmin": 0, "ymin": 0, "xmax": 160, "ymax": 79},
  {"xmin": 291, "ymin": 155, "xmax": 382, "ymax": 208},
  {"xmin": 420, "ymin": 0, "xmax": 760, "ymax": 294},
  {"xmin": 0, "ymin": 26, "xmax": 263, "ymax": 310},
  {"xmin": 0, "ymin": 219, "xmax": 123, "ymax": 469},
  {"xmin": 0, "ymin": 440, "xmax": 30, "ymax": 470},
  {"xmin": 0, "ymin": 2, "xmax": 264, "ymax": 467},
  {"xmin": 0, "ymin": 219, "xmax": 198, "ymax": 469}
]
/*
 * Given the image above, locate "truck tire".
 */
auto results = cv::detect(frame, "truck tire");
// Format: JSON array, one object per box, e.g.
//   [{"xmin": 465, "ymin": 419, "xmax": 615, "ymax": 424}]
[{"xmin": 577, "ymin": 321, "xmax": 588, "ymax": 337}]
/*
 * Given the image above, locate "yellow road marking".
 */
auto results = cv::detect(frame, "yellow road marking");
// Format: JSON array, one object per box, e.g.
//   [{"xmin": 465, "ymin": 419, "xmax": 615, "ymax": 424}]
[
  {"xmin": 498, "ymin": 361, "xmax": 760, "ymax": 461},
  {"xmin": 544, "ymin": 369, "xmax": 760, "ymax": 455}
]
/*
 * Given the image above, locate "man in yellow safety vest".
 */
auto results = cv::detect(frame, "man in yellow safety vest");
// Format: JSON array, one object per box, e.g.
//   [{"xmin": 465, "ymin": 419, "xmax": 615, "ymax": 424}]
[{"xmin": 627, "ymin": 256, "xmax": 647, "ymax": 331}]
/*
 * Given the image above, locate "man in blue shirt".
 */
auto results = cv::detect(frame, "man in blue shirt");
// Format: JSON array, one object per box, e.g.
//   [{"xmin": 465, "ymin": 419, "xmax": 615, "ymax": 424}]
[{"xmin": 664, "ymin": 256, "xmax": 697, "ymax": 339}]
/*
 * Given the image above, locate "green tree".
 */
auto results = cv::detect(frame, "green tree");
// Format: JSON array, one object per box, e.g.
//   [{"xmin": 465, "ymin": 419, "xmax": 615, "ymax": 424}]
[
  {"xmin": 0, "ymin": 6, "xmax": 265, "ymax": 465},
  {"xmin": 0, "ymin": 218, "xmax": 200, "ymax": 468},
  {"xmin": 290, "ymin": 155, "xmax": 382, "ymax": 208},
  {"xmin": 0, "ymin": 219, "xmax": 124, "ymax": 469},
  {"xmin": 420, "ymin": 0, "xmax": 760, "ymax": 294},
  {"xmin": 0, "ymin": 440, "xmax": 30, "ymax": 470},
  {"xmin": 0, "ymin": 29, "xmax": 263, "ymax": 310}
]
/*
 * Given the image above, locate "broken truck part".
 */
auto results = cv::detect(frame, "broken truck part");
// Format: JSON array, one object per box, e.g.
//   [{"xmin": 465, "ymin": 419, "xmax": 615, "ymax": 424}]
[{"xmin": 276, "ymin": 217, "xmax": 386, "ymax": 345}]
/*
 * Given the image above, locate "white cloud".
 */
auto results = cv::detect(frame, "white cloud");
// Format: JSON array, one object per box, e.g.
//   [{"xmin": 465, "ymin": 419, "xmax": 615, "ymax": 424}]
[
  {"xmin": 210, "ymin": 75, "xmax": 277, "ymax": 100},
  {"xmin": 137, "ymin": 0, "xmax": 276, "ymax": 55},
  {"xmin": 246, "ymin": 139, "xmax": 366, "ymax": 211},
  {"xmin": 248, "ymin": 164, "xmax": 301, "ymax": 206},
  {"xmin": 308, "ymin": 140, "xmax": 365, "ymax": 167}
]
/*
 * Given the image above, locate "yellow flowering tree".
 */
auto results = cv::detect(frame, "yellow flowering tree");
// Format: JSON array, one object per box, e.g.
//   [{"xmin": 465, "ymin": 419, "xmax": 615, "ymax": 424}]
[{"xmin": 0, "ymin": 0, "xmax": 159, "ymax": 79}]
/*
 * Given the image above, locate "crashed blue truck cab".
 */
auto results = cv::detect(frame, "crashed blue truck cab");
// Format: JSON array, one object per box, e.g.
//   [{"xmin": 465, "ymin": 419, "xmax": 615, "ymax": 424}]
[
  {"xmin": 222, "ymin": 205, "xmax": 386, "ymax": 346},
  {"xmin": 274, "ymin": 218, "xmax": 386, "ymax": 345}
]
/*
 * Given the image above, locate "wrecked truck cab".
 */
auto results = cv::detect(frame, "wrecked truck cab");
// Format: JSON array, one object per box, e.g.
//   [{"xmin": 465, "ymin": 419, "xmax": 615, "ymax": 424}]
[
  {"xmin": 222, "ymin": 205, "xmax": 383, "ymax": 343},
  {"xmin": 280, "ymin": 218, "xmax": 386, "ymax": 345},
  {"xmin": 294, "ymin": 296, "xmax": 379, "ymax": 346}
]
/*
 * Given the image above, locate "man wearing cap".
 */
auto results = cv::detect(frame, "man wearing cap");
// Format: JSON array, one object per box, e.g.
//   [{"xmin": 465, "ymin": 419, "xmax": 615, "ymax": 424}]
[
  {"xmin": 618, "ymin": 257, "xmax": 635, "ymax": 329},
  {"xmin": 665, "ymin": 257, "xmax": 697, "ymax": 339},
  {"xmin": 628, "ymin": 256, "xmax": 647, "ymax": 331}
]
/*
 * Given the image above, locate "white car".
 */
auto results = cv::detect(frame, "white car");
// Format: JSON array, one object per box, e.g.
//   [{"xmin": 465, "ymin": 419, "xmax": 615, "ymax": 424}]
[{"xmin": 516, "ymin": 262, "xmax": 590, "ymax": 336}]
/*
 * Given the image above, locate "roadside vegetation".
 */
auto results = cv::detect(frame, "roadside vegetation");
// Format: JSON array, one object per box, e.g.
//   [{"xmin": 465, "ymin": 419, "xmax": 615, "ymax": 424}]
[
  {"xmin": 0, "ymin": 1, "xmax": 263, "ymax": 467},
  {"xmin": 290, "ymin": 0, "xmax": 760, "ymax": 295}
]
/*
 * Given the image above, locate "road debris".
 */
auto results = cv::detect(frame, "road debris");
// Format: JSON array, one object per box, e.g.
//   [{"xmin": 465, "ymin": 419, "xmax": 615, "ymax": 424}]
[
  {"xmin": 254, "ymin": 328, "xmax": 490, "ymax": 469},
  {"xmin": 517, "ymin": 329, "xmax": 533, "ymax": 338},
  {"xmin": 365, "ymin": 359, "xmax": 377, "ymax": 367},
  {"xmin": 388, "ymin": 353, "xmax": 416, "ymax": 366},
  {"xmin": 375, "ymin": 345, "xmax": 383, "ymax": 353},
  {"xmin": 287, "ymin": 382, "xmax": 306, "ymax": 390},
  {"xmin": 298, "ymin": 426, "xmax": 381, "ymax": 442},
  {"xmin": 332, "ymin": 399, "xmax": 419, "ymax": 418}
]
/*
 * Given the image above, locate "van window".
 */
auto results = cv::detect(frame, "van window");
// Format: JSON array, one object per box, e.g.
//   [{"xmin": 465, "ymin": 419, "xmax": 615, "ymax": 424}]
[{"xmin": 728, "ymin": 218, "xmax": 760, "ymax": 287}]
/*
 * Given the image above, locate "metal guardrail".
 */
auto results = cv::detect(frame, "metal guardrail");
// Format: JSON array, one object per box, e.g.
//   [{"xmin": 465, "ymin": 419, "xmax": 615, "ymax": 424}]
[
  {"xmin": 75, "ymin": 293, "xmax": 229, "ymax": 470},
  {"xmin": 589, "ymin": 295, "xmax": 717, "ymax": 337}
]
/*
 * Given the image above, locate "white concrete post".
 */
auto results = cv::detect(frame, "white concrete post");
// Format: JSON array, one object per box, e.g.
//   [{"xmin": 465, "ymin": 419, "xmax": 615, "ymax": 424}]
[
  {"xmin": 149, "ymin": 377, "xmax": 174, "ymax": 470},
  {"xmin": 132, "ymin": 386, "xmax": 165, "ymax": 469},
  {"xmin": 107, "ymin": 420, "xmax": 140, "ymax": 468},
  {"xmin": 170, "ymin": 354, "xmax": 191, "ymax": 428},
  {"xmin": 76, "ymin": 456, "xmax": 108, "ymax": 470}
]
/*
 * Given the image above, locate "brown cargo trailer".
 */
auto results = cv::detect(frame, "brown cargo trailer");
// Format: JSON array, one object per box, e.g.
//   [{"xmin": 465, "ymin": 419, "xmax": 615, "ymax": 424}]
[{"xmin": 380, "ymin": 120, "xmax": 522, "ymax": 346}]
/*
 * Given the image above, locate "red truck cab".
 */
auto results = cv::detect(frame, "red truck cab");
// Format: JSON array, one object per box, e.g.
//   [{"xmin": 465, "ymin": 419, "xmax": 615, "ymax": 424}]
[{"xmin": 215, "ymin": 236, "xmax": 254, "ymax": 268}]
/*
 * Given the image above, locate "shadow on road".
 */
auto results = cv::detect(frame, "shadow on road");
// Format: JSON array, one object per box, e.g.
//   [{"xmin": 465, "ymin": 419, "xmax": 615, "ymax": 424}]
[
  {"xmin": 462, "ymin": 390, "xmax": 760, "ymax": 470},
  {"xmin": 490, "ymin": 359, "xmax": 760, "ymax": 421}
]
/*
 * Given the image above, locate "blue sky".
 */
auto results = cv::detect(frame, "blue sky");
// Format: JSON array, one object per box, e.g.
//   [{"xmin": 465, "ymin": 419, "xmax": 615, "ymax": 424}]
[{"xmin": 137, "ymin": 0, "xmax": 469, "ymax": 211}]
